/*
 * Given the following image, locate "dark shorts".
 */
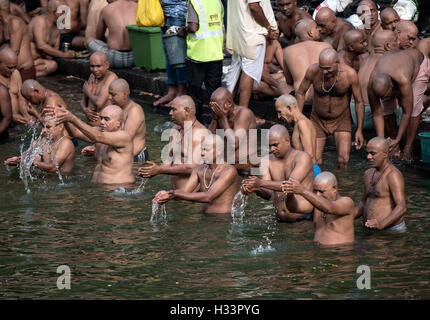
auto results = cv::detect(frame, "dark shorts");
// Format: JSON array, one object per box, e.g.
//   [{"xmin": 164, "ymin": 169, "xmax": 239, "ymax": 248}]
[
  {"xmin": 60, "ymin": 33, "xmax": 78, "ymax": 49},
  {"xmin": 71, "ymin": 138, "xmax": 79, "ymax": 148},
  {"xmin": 19, "ymin": 66, "xmax": 36, "ymax": 82},
  {"xmin": 310, "ymin": 107, "xmax": 352, "ymax": 139},
  {"xmin": 134, "ymin": 148, "xmax": 149, "ymax": 163},
  {"xmin": 288, "ymin": 212, "xmax": 314, "ymax": 223}
]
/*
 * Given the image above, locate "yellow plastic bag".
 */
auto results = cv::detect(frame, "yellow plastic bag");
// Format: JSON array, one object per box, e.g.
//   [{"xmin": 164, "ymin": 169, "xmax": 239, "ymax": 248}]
[{"xmin": 136, "ymin": 0, "xmax": 165, "ymax": 27}]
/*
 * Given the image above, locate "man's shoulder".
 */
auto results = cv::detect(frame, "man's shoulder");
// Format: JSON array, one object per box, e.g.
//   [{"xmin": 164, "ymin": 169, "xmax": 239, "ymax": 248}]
[
  {"xmin": 386, "ymin": 165, "xmax": 404, "ymax": 182},
  {"xmin": 294, "ymin": 149, "xmax": 312, "ymax": 164}
]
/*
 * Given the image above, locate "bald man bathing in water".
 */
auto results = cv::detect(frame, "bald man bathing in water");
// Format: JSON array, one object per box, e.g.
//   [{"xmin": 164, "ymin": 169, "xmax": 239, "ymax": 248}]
[
  {"xmin": 56, "ymin": 104, "xmax": 135, "ymax": 186},
  {"xmin": 81, "ymin": 52, "xmax": 118, "ymax": 127},
  {"xmin": 275, "ymin": 94, "xmax": 321, "ymax": 177},
  {"xmin": 380, "ymin": 7, "xmax": 400, "ymax": 32},
  {"xmin": 356, "ymin": 137, "xmax": 407, "ymax": 232},
  {"xmin": 0, "ymin": 0, "xmax": 36, "ymax": 81},
  {"xmin": 356, "ymin": 30, "xmax": 397, "ymax": 130},
  {"xmin": 283, "ymin": 171, "xmax": 355, "ymax": 246},
  {"xmin": 139, "ymin": 95, "xmax": 208, "ymax": 189},
  {"xmin": 368, "ymin": 47, "xmax": 429, "ymax": 160},
  {"xmin": 28, "ymin": 0, "xmax": 75, "ymax": 77},
  {"xmin": 275, "ymin": 0, "xmax": 311, "ymax": 46},
  {"xmin": 0, "ymin": 46, "xmax": 33, "ymax": 124},
  {"xmin": 81, "ymin": 78, "xmax": 148, "ymax": 163},
  {"xmin": 283, "ymin": 18, "xmax": 332, "ymax": 103},
  {"xmin": 339, "ymin": 29, "xmax": 368, "ymax": 73},
  {"xmin": 296, "ymin": 48, "xmax": 365, "ymax": 168},
  {"xmin": 153, "ymin": 134, "xmax": 239, "ymax": 216},
  {"xmin": 315, "ymin": 7, "xmax": 353, "ymax": 51},
  {"xmin": 242, "ymin": 124, "xmax": 314, "ymax": 222},
  {"xmin": 209, "ymin": 87, "xmax": 257, "ymax": 174},
  {"xmin": 21, "ymin": 79, "xmax": 68, "ymax": 122},
  {"xmin": 5, "ymin": 116, "xmax": 75, "ymax": 174}
]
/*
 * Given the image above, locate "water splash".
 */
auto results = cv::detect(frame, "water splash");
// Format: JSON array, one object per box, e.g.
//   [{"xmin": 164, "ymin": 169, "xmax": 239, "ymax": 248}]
[
  {"xmin": 231, "ymin": 191, "xmax": 248, "ymax": 223},
  {"xmin": 150, "ymin": 201, "xmax": 167, "ymax": 223},
  {"xmin": 18, "ymin": 123, "xmax": 47, "ymax": 194},
  {"xmin": 137, "ymin": 178, "xmax": 149, "ymax": 192},
  {"xmin": 250, "ymin": 236, "xmax": 275, "ymax": 255}
]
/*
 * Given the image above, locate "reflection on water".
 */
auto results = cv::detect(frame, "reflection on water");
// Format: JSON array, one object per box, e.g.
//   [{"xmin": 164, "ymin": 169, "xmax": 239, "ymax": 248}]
[{"xmin": 0, "ymin": 76, "xmax": 429, "ymax": 299}]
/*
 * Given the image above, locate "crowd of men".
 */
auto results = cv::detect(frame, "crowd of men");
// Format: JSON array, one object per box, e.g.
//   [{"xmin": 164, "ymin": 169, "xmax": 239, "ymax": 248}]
[{"xmin": 0, "ymin": 0, "xmax": 426, "ymax": 246}]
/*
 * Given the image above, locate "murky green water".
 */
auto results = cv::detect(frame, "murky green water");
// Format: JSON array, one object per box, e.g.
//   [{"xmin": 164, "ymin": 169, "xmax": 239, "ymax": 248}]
[{"xmin": 0, "ymin": 76, "xmax": 429, "ymax": 299}]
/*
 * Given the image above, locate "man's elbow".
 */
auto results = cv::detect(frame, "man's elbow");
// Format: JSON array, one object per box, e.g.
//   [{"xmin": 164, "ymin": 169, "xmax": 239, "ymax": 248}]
[{"xmin": 248, "ymin": 3, "xmax": 259, "ymax": 14}]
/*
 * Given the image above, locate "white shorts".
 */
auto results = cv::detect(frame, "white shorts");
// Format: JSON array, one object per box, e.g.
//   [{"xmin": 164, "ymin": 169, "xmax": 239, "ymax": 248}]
[{"xmin": 224, "ymin": 43, "xmax": 266, "ymax": 93}]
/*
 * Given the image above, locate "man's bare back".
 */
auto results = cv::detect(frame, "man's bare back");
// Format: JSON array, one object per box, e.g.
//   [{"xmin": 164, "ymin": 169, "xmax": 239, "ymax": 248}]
[
  {"xmin": 283, "ymin": 40, "xmax": 332, "ymax": 101},
  {"xmin": 99, "ymin": 0, "xmax": 136, "ymax": 51}
]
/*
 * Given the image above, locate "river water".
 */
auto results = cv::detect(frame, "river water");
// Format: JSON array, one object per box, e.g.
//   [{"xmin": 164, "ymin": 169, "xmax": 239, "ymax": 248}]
[{"xmin": 0, "ymin": 75, "xmax": 429, "ymax": 299}]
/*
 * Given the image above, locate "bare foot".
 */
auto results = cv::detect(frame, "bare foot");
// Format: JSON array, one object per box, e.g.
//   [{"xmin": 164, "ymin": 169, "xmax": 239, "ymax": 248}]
[
  {"xmin": 256, "ymin": 117, "xmax": 266, "ymax": 127},
  {"xmin": 390, "ymin": 144, "xmax": 401, "ymax": 159},
  {"xmin": 153, "ymin": 91, "xmax": 177, "ymax": 107}
]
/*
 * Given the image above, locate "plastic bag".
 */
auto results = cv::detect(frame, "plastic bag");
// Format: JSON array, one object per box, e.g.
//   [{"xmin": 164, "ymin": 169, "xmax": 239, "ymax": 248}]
[
  {"xmin": 393, "ymin": 0, "xmax": 419, "ymax": 22},
  {"xmin": 136, "ymin": 0, "xmax": 164, "ymax": 27}
]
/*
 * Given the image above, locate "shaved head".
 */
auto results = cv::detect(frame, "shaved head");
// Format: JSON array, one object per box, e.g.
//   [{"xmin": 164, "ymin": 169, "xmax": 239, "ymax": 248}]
[
  {"xmin": 110, "ymin": 78, "xmax": 130, "ymax": 94},
  {"xmin": 0, "ymin": 0, "xmax": 9, "ymax": 8},
  {"xmin": 90, "ymin": 52, "xmax": 108, "ymax": 64},
  {"xmin": 101, "ymin": 105, "xmax": 123, "ymax": 121},
  {"xmin": 344, "ymin": 29, "xmax": 364, "ymax": 46},
  {"xmin": 21, "ymin": 79, "xmax": 43, "ymax": 96},
  {"xmin": 171, "ymin": 95, "xmax": 196, "ymax": 114},
  {"xmin": 211, "ymin": 87, "xmax": 233, "ymax": 104},
  {"xmin": 319, "ymin": 48, "xmax": 339, "ymax": 64},
  {"xmin": 294, "ymin": 18, "xmax": 316, "ymax": 39},
  {"xmin": 0, "ymin": 45, "xmax": 17, "ymax": 63},
  {"xmin": 315, "ymin": 7, "xmax": 336, "ymax": 22},
  {"xmin": 395, "ymin": 21, "xmax": 418, "ymax": 35},
  {"xmin": 358, "ymin": 0, "xmax": 376, "ymax": 8},
  {"xmin": 269, "ymin": 124, "xmax": 290, "ymax": 139},
  {"xmin": 367, "ymin": 136, "xmax": 389, "ymax": 153},
  {"xmin": 372, "ymin": 30, "xmax": 396, "ymax": 48},
  {"xmin": 276, "ymin": 94, "xmax": 298, "ymax": 108},
  {"xmin": 395, "ymin": 21, "xmax": 419, "ymax": 49},
  {"xmin": 381, "ymin": 8, "xmax": 400, "ymax": 31},
  {"xmin": 315, "ymin": 171, "xmax": 338, "ymax": 188}
]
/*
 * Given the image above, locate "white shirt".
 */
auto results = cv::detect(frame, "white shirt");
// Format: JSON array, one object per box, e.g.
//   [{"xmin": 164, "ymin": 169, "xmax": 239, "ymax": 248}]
[{"xmin": 226, "ymin": 0, "xmax": 276, "ymax": 60}]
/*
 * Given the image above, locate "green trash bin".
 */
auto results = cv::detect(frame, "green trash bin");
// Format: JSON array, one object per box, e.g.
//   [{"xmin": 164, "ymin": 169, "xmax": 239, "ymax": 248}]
[
  {"xmin": 418, "ymin": 132, "xmax": 430, "ymax": 163},
  {"xmin": 126, "ymin": 25, "xmax": 166, "ymax": 71}
]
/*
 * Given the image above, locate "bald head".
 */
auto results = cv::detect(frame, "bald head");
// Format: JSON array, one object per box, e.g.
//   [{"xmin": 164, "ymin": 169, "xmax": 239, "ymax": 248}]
[
  {"xmin": 372, "ymin": 30, "xmax": 396, "ymax": 49},
  {"xmin": 395, "ymin": 21, "xmax": 418, "ymax": 35},
  {"xmin": 380, "ymin": 8, "xmax": 400, "ymax": 31},
  {"xmin": 367, "ymin": 136, "xmax": 389, "ymax": 153},
  {"xmin": 315, "ymin": 171, "xmax": 338, "ymax": 188},
  {"xmin": 371, "ymin": 73, "xmax": 393, "ymax": 97},
  {"xmin": 315, "ymin": 7, "xmax": 336, "ymax": 22},
  {"xmin": 319, "ymin": 48, "xmax": 339, "ymax": 64},
  {"xmin": 358, "ymin": 0, "xmax": 376, "ymax": 9},
  {"xmin": 211, "ymin": 87, "xmax": 233, "ymax": 103},
  {"xmin": 344, "ymin": 29, "xmax": 365, "ymax": 47},
  {"xmin": 110, "ymin": 79, "xmax": 130, "ymax": 94},
  {"xmin": 276, "ymin": 94, "xmax": 298, "ymax": 108},
  {"xmin": 0, "ymin": 45, "xmax": 17, "ymax": 63},
  {"xmin": 269, "ymin": 124, "xmax": 289, "ymax": 139},
  {"xmin": 171, "ymin": 95, "xmax": 196, "ymax": 114},
  {"xmin": 21, "ymin": 79, "xmax": 43, "ymax": 97},
  {"xmin": 0, "ymin": 0, "xmax": 9, "ymax": 9},
  {"xmin": 90, "ymin": 52, "xmax": 108, "ymax": 65},
  {"xmin": 101, "ymin": 105, "xmax": 123, "ymax": 121},
  {"xmin": 294, "ymin": 18, "xmax": 317, "ymax": 41}
]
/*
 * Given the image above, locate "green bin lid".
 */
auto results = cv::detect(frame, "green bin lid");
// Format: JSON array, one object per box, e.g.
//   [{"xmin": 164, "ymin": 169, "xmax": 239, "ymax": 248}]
[
  {"xmin": 126, "ymin": 25, "xmax": 162, "ymax": 33},
  {"xmin": 418, "ymin": 132, "xmax": 430, "ymax": 139}
]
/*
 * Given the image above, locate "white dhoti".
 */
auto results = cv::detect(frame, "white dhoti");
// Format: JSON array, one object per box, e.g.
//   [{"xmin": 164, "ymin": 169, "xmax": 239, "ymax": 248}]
[{"xmin": 224, "ymin": 43, "xmax": 266, "ymax": 93}]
